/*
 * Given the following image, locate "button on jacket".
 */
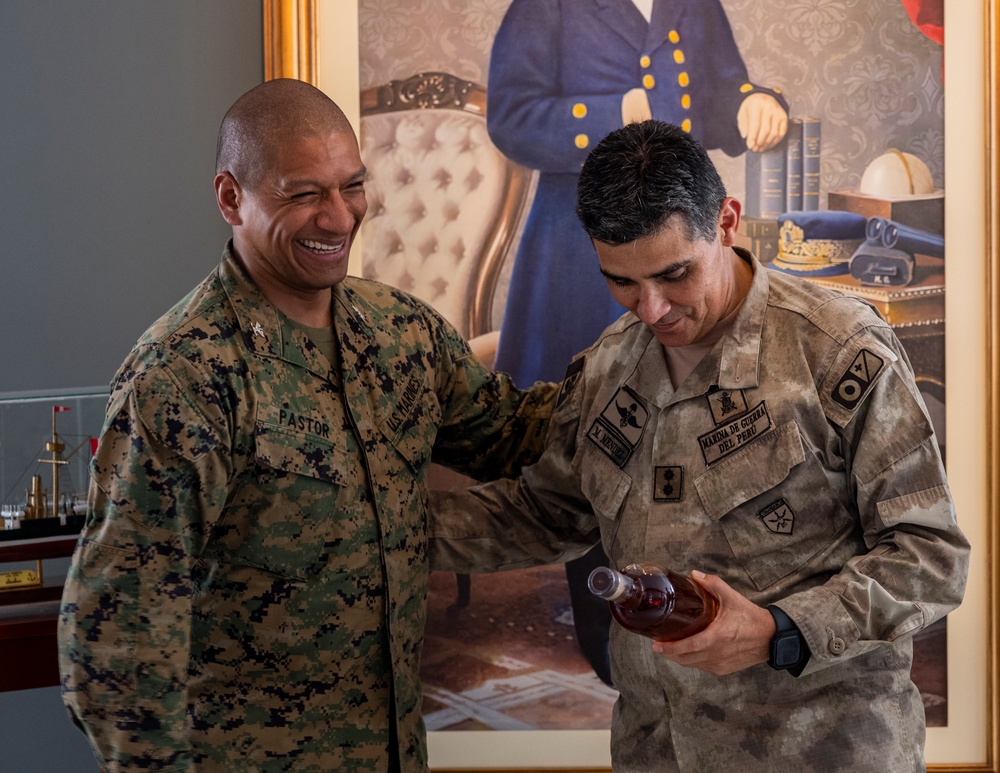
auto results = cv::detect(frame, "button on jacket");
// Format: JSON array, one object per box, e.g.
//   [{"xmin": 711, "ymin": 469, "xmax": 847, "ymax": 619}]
[
  {"xmin": 430, "ymin": 251, "xmax": 969, "ymax": 773},
  {"xmin": 58, "ymin": 244, "xmax": 558, "ymax": 772}
]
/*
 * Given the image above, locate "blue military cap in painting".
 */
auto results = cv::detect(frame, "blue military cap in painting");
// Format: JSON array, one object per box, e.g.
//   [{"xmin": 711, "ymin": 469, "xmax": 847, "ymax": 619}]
[{"xmin": 770, "ymin": 211, "xmax": 868, "ymax": 277}]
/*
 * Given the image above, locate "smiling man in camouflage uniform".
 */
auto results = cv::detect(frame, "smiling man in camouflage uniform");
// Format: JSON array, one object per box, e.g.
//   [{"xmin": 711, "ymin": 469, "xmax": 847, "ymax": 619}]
[
  {"xmin": 430, "ymin": 121, "xmax": 970, "ymax": 772},
  {"xmin": 57, "ymin": 79, "xmax": 558, "ymax": 773}
]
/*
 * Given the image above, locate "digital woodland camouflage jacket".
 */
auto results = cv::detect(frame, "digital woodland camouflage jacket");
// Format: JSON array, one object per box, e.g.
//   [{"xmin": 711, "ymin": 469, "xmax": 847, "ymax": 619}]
[
  {"xmin": 430, "ymin": 251, "xmax": 970, "ymax": 773},
  {"xmin": 58, "ymin": 244, "xmax": 558, "ymax": 772}
]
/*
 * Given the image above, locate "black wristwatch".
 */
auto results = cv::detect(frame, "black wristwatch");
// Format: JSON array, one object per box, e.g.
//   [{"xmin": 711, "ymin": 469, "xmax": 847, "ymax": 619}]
[{"xmin": 767, "ymin": 605, "xmax": 810, "ymax": 676}]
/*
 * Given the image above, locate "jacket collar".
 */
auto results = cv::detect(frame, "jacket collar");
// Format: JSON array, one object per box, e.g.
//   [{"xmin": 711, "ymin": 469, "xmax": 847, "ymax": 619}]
[
  {"xmin": 715, "ymin": 248, "xmax": 767, "ymax": 392},
  {"xmin": 592, "ymin": 0, "xmax": 657, "ymax": 53},
  {"xmin": 218, "ymin": 242, "xmax": 368, "ymax": 383},
  {"xmin": 624, "ymin": 248, "xmax": 766, "ymax": 408},
  {"xmin": 591, "ymin": 0, "xmax": 686, "ymax": 55}
]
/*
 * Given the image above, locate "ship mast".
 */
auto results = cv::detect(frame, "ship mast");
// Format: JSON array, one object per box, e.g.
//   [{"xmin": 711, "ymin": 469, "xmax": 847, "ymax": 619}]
[{"xmin": 37, "ymin": 406, "xmax": 70, "ymax": 518}]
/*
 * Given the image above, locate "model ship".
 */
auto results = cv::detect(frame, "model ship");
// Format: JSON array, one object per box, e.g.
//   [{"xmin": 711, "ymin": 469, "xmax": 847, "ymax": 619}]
[{"xmin": 1, "ymin": 405, "xmax": 89, "ymax": 541}]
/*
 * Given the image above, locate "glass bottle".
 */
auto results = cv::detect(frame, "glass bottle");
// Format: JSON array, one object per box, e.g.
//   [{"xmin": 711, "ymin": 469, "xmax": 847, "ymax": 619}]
[{"xmin": 587, "ymin": 562, "xmax": 719, "ymax": 642}]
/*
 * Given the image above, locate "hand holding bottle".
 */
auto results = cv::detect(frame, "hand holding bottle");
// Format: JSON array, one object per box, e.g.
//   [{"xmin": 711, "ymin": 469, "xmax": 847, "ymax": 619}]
[
  {"xmin": 589, "ymin": 564, "xmax": 777, "ymax": 675},
  {"xmin": 651, "ymin": 570, "xmax": 777, "ymax": 676},
  {"xmin": 588, "ymin": 562, "xmax": 719, "ymax": 642}
]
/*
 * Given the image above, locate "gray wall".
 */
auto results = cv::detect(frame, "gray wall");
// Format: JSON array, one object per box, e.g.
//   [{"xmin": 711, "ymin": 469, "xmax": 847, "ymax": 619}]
[
  {"xmin": 0, "ymin": 1, "xmax": 263, "ymax": 396},
  {"xmin": 0, "ymin": 3, "xmax": 262, "ymax": 770}
]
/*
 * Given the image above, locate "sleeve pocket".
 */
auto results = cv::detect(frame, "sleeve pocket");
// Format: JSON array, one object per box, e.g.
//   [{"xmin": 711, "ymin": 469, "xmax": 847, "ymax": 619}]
[
  {"xmin": 61, "ymin": 537, "xmax": 141, "ymax": 703},
  {"xmin": 575, "ymin": 444, "xmax": 632, "ymax": 523},
  {"xmin": 876, "ymin": 484, "xmax": 952, "ymax": 529}
]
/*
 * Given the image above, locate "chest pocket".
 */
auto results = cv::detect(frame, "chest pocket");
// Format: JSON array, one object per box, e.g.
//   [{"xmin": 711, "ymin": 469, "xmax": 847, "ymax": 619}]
[
  {"xmin": 576, "ymin": 443, "xmax": 632, "ymax": 525},
  {"xmin": 694, "ymin": 421, "xmax": 856, "ymax": 591},
  {"xmin": 214, "ymin": 421, "xmax": 349, "ymax": 581}
]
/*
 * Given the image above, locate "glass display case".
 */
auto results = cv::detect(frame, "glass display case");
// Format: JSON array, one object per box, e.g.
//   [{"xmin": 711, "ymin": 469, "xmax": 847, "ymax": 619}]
[
  {"xmin": 0, "ymin": 387, "xmax": 107, "ymax": 691},
  {"xmin": 1, "ymin": 388, "xmax": 107, "ymax": 531}
]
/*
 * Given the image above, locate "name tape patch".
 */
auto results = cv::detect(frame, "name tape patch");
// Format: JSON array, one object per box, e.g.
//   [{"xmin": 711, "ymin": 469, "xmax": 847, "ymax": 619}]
[
  {"xmin": 698, "ymin": 400, "xmax": 772, "ymax": 466},
  {"xmin": 385, "ymin": 375, "xmax": 423, "ymax": 436},
  {"xmin": 586, "ymin": 385, "xmax": 649, "ymax": 467},
  {"xmin": 279, "ymin": 408, "xmax": 332, "ymax": 438}
]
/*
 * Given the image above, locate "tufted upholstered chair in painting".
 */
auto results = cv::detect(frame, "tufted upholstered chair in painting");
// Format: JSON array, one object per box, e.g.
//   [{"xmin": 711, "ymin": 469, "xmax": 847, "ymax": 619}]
[
  {"xmin": 359, "ymin": 73, "xmax": 535, "ymax": 609},
  {"xmin": 359, "ymin": 71, "xmax": 533, "ymax": 366}
]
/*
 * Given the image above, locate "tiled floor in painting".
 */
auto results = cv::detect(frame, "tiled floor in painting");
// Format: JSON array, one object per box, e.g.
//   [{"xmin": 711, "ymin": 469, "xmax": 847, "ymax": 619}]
[{"xmin": 421, "ymin": 564, "xmax": 616, "ymax": 731}]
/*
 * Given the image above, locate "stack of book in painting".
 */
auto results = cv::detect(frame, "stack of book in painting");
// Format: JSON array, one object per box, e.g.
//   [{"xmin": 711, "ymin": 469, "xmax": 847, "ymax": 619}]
[{"xmin": 740, "ymin": 117, "xmax": 820, "ymax": 262}]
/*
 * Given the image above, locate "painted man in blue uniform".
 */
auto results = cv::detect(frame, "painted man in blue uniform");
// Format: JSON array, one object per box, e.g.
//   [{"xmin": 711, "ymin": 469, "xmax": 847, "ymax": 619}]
[{"xmin": 486, "ymin": 0, "xmax": 788, "ymax": 685}]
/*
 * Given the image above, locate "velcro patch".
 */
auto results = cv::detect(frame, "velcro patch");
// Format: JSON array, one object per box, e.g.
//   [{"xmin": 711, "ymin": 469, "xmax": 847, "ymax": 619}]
[
  {"xmin": 759, "ymin": 498, "xmax": 795, "ymax": 534},
  {"xmin": 832, "ymin": 348, "xmax": 884, "ymax": 409},
  {"xmin": 586, "ymin": 385, "xmax": 649, "ymax": 467},
  {"xmin": 653, "ymin": 466, "xmax": 683, "ymax": 501},
  {"xmin": 697, "ymin": 400, "xmax": 772, "ymax": 466},
  {"xmin": 557, "ymin": 356, "xmax": 585, "ymax": 410},
  {"xmin": 706, "ymin": 388, "xmax": 749, "ymax": 426}
]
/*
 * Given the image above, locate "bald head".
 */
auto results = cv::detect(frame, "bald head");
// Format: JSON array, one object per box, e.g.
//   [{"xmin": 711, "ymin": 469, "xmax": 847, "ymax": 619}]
[{"xmin": 216, "ymin": 79, "xmax": 355, "ymax": 191}]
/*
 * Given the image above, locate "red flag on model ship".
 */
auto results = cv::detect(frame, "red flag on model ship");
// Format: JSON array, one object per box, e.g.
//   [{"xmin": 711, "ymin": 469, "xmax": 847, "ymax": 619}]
[
  {"xmin": 53, "ymin": 405, "xmax": 72, "ymax": 413},
  {"xmin": 90, "ymin": 438, "xmax": 98, "ymax": 455}
]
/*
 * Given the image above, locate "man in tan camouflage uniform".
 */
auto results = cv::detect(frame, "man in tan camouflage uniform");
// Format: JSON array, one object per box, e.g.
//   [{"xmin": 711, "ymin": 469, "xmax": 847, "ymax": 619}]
[
  {"xmin": 57, "ymin": 79, "xmax": 558, "ymax": 772},
  {"xmin": 430, "ymin": 121, "xmax": 970, "ymax": 772}
]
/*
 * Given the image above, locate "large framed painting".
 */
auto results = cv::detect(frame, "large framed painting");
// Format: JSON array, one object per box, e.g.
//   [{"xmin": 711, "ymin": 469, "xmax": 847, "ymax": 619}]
[{"xmin": 266, "ymin": 0, "xmax": 998, "ymax": 769}]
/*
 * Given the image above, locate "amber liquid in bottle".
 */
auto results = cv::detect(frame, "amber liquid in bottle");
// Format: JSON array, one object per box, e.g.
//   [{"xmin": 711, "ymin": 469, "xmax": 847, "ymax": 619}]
[{"xmin": 588, "ymin": 563, "xmax": 719, "ymax": 642}]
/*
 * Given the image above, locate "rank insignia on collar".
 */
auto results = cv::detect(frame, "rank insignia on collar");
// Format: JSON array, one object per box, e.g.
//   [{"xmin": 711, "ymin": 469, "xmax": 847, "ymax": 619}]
[
  {"xmin": 653, "ymin": 466, "xmax": 683, "ymax": 501},
  {"xmin": 759, "ymin": 498, "xmax": 795, "ymax": 534},
  {"xmin": 251, "ymin": 321, "xmax": 265, "ymax": 339},
  {"xmin": 706, "ymin": 387, "xmax": 749, "ymax": 425},
  {"xmin": 586, "ymin": 385, "xmax": 649, "ymax": 467}
]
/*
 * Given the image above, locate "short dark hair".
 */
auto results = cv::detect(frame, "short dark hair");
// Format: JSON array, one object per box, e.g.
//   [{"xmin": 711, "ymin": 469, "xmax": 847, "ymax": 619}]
[
  {"xmin": 576, "ymin": 120, "xmax": 727, "ymax": 245},
  {"xmin": 216, "ymin": 78, "xmax": 355, "ymax": 191}
]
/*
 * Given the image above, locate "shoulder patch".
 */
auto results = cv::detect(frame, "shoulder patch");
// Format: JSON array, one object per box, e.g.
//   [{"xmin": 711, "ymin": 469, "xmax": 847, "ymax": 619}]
[
  {"xmin": 557, "ymin": 356, "xmax": 586, "ymax": 410},
  {"xmin": 831, "ymin": 348, "xmax": 884, "ymax": 409},
  {"xmin": 820, "ymin": 333, "xmax": 897, "ymax": 426}
]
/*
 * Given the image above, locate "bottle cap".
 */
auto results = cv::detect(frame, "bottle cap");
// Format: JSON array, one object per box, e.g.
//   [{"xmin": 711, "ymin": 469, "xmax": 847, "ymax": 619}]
[{"xmin": 587, "ymin": 567, "xmax": 626, "ymax": 601}]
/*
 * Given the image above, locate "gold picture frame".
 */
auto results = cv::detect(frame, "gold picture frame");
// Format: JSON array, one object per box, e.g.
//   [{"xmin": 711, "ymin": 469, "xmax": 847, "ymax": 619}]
[
  {"xmin": 266, "ymin": 0, "xmax": 999, "ymax": 769},
  {"xmin": 262, "ymin": 0, "xmax": 316, "ymax": 84}
]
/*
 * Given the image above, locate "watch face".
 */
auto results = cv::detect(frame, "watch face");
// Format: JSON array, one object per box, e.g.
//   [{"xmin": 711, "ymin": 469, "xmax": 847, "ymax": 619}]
[{"xmin": 772, "ymin": 632, "xmax": 802, "ymax": 668}]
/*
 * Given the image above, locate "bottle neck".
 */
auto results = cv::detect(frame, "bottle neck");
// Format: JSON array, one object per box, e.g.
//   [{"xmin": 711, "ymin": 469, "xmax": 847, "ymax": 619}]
[
  {"xmin": 611, "ymin": 574, "xmax": 643, "ymax": 606},
  {"xmin": 588, "ymin": 567, "xmax": 642, "ymax": 604}
]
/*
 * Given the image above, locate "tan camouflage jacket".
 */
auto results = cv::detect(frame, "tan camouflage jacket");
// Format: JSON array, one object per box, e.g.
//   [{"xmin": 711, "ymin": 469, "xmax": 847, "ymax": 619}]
[
  {"xmin": 58, "ymin": 244, "xmax": 557, "ymax": 773},
  {"xmin": 430, "ymin": 251, "xmax": 970, "ymax": 773}
]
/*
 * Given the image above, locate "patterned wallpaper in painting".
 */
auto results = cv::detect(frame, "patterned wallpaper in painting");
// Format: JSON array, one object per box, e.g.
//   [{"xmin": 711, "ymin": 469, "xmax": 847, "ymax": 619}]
[
  {"xmin": 722, "ymin": 0, "xmax": 944, "ymax": 194},
  {"xmin": 357, "ymin": 0, "xmax": 944, "ymax": 200},
  {"xmin": 358, "ymin": 0, "xmax": 503, "ymax": 87}
]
